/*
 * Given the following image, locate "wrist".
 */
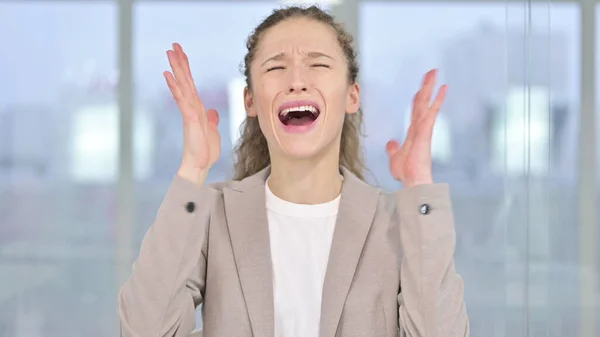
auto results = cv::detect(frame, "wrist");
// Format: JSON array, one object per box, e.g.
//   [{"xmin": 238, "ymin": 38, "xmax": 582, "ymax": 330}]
[
  {"xmin": 177, "ymin": 166, "xmax": 209, "ymax": 186},
  {"xmin": 403, "ymin": 178, "xmax": 434, "ymax": 188}
]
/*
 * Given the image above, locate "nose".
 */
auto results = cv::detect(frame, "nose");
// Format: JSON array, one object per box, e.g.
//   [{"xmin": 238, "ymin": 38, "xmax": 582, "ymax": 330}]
[
  {"xmin": 287, "ymin": 67, "xmax": 308, "ymax": 93},
  {"xmin": 288, "ymin": 84, "xmax": 307, "ymax": 93}
]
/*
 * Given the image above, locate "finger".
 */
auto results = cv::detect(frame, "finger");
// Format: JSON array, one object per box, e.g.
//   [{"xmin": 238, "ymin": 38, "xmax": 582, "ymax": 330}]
[
  {"xmin": 166, "ymin": 49, "xmax": 186, "ymax": 89},
  {"xmin": 172, "ymin": 43, "xmax": 205, "ymax": 115},
  {"xmin": 420, "ymin": 69, "xmax": 437, "ymax": 102},
  {"xmin": 168, "ymin": 45, "xmax": 195, "ymax": 101},
  {"xmin": 166, "ymin": 50, "xmax": 200, "ymax": 118},
  {"xmin": 174, "ymin": 43, "xmax": 192, "ymax": 76},
  {"xmin": 169, "ymin": 45, "xmax": 189, "ymax": 86},
  {"xmin": 429, "ymin": 84, "xmax": 447, "ymax": 116},
  {"xmin": 163, "ymin": 71, "xmax": 183, "ymax": 102},
  {"xmin": 386, "ymin": 140, "xmax": 405, "ymax": 180},
  {"xmin": 414, "ymin": 69, "xmax": 437, "ymax": 118},
  {"xmin": 416, "ymin": 84, "xmax": 447, "ymax": 141},
  {"xmin": 173, "ymin": 43, "xmax": 197, "ymax": 90},
  {"xmin": 166, "ymin": 71, "xmax": 199, "ymax": 123},
  {"xmin": 207, "ymin": 108, "xmax": 220, "ymax": 129},
  {"xmin": 411, "ymin": 92, "xmax": 423, "ymax": 121}
]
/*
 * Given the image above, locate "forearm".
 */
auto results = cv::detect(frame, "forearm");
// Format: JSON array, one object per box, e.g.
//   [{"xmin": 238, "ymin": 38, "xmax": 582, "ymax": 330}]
[
  {"xmin": 118, "ymin": 175, "xmax": 211, "ymax": 337},
  {"xmin": 396, "ymin": 183, "xmax": 469, "ymax": 337}
]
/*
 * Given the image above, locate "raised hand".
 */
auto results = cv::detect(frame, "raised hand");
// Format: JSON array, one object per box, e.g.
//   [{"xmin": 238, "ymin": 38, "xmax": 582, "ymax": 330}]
[
  {"xmin": 385, "ymin": 69, "xmax": 447, "ymax": 187},
  {"xmin": 164, "ymin": 43, "xmax": 221, "ymax": 183}
]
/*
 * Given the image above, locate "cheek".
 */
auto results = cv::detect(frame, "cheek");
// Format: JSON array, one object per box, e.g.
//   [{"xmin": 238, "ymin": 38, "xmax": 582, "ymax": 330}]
[
  {"xmin": 251, "ymin": 81, "xmax": 280, "ymax": 140},
  {"xmin": 254, "ymin": 80, "xmax": 281, "ymax": 117},
  {"xmin": 324, "ymin": 83, "xmax": 351, "ymax": 116}
]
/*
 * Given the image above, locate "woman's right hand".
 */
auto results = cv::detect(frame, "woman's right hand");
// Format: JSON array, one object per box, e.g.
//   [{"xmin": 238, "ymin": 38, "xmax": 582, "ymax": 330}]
[{"xmin": 164, "ymin": 43, "xmax": 221, "ymax": 184}]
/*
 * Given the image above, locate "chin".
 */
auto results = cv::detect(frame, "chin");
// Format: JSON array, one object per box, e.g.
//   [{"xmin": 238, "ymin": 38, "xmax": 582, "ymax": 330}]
[{"xmin": 276, "ymin": 139, "xmax": 324, "ymax": 159}]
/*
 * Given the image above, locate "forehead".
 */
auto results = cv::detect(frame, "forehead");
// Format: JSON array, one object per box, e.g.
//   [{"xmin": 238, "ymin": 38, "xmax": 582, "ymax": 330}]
[{"xmin": 255, "ymin": 18, "xmax": 342, "ymax": 58}]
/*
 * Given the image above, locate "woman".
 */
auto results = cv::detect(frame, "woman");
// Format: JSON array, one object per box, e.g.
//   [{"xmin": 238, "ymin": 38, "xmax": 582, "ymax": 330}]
[{"xmin": 118, "ymin": 5, "xmax": 469, "ymax": 337}]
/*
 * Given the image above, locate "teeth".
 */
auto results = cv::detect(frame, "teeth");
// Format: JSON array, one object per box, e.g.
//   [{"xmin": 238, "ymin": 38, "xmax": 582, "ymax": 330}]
[{"xmin": 280, "ymin": 105, "xmax": 319, "ymax": 116}]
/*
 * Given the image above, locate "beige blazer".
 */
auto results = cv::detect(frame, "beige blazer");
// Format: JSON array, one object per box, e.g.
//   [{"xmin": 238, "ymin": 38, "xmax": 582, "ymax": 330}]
[{"xmin": 118, "ymin": 166, "xmax": 469, "ymax": 337}]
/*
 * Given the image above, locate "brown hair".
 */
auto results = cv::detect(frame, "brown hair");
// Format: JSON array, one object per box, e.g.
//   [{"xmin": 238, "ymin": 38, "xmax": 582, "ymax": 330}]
[{"xmin": 233, "ymin": 5, "xmax": 366, "ymax": 181}]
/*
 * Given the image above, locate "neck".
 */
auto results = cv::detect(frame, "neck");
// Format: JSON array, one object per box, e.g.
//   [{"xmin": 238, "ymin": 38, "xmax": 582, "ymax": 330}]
[{"xmin": 268, "ymin": 154, "xmax": 343, "ymax": 205}]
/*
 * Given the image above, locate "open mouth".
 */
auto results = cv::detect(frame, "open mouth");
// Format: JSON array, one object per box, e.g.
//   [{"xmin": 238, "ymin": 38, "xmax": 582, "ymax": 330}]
[{"xmin": 278, "ymin": 105, "xmax": 321, "ymax": 126}]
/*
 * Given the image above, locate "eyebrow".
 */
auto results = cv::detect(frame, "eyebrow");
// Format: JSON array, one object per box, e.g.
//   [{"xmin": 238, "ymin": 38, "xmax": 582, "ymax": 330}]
[{"xmin": 260, "ymin": 51, "xmax": 333, "ymax": 66}]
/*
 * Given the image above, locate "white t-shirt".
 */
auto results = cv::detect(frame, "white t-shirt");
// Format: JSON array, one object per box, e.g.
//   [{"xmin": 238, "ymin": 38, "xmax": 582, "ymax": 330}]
[{"xmin": 265, "ymin": 181, "xmax": 340, "ymax": 337}]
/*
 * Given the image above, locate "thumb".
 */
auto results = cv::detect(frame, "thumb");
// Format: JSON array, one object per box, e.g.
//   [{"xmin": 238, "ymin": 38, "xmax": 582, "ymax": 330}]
[
  {"xmin": 385, "ymin": 140, "xmax": 400, "ymax": 158},
  {"xmin": 207, "ymin": 108, "xmax": 220, "ymax": 129}
]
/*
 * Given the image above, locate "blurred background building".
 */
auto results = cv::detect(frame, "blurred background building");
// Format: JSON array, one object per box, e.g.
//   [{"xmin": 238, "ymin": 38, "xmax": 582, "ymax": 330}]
[{"xmin": 0, "ymin": 0, "xmax": 598, "ymax": 336}]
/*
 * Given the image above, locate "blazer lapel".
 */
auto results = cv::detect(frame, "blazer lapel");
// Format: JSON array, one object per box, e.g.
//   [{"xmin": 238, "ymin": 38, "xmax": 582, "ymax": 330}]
[
  {"xmin": 319, "ymin": 167, "xmax": 381, "ymax": 337},
  {"xmin": 224, "ymin": 167, "xmax": 274, "ymax": 337}
]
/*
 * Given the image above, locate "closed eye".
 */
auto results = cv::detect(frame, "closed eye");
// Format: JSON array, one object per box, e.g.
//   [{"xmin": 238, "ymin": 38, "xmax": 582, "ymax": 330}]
[
  {"xmin": 266, "ymin": 66, "xmax": 285, "ymax": 72},
  {"xmin": 312, "ymin": 64, "xmax": 330, "ymax": 68}
]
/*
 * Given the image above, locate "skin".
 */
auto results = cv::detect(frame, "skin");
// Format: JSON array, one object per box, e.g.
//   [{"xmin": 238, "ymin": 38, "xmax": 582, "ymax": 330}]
[
  {"xmin": 163, "ymin": 17, "xmax": 447, "ymax": 204},
  {"xmin": 243, "ymin": 17, "xmax": 360, "ymax": 204}
]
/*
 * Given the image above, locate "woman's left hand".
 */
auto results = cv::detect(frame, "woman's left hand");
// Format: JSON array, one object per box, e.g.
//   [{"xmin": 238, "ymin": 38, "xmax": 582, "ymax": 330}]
[{"xmin": 386, "ymin": 69, "xmax": 447, "ymax": 187}]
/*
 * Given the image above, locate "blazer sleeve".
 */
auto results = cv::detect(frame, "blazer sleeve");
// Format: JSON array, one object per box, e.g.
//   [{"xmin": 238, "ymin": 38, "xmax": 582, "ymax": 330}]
[
  {"xmin": 395, "ymin": 183, "xmax": 470, "ymax": 337},
  {"xmin": 118, "ymin": 175, "xmax": 213, "ymax": 337}
]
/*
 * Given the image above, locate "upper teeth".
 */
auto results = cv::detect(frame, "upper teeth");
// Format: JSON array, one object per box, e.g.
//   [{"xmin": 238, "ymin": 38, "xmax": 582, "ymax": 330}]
[{"xmin": 280, "ymin": 105, "xmax": 318, "ymax": 116}]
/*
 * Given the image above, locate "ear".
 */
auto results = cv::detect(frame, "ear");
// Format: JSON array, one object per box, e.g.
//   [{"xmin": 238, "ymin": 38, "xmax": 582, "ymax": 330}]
[
  {"xmin": 244, "ymin": 86, "xmax": 257, "ymax": 117},
  {"xmin": 346, "ymin": 82, "xmax": 360, "ymax": 114}
]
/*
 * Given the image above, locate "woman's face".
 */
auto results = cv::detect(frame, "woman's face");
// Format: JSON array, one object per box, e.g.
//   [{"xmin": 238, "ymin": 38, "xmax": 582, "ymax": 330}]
[{"xmin": 244, "ymin": 17, "xmax": 360, "ymax": 161}]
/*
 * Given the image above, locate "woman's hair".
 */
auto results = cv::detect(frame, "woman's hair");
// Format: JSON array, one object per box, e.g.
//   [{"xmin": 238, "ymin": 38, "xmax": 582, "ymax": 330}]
[{"xmin": 232, "ymin": 5, "xmax": 366, "ymax": 181}]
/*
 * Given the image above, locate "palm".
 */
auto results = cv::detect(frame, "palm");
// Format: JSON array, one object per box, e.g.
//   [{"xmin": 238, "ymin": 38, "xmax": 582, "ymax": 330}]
[
  {"xmin": 164, "ymin": 43, "xmax": 221, "ymax": 171},
  {"xmin": 386, "ymin": 69, "xmax": 447, "ymax": 187}
]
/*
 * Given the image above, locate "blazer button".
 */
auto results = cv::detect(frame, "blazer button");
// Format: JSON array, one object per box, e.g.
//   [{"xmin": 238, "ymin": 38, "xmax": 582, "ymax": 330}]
[
  {"xmin": 186, "ymin": 201, "xmax": 196, "ymax": 213},
  {"xmin": 419, "ymin": 203, "xmax": 430, "ymax": 215}
]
